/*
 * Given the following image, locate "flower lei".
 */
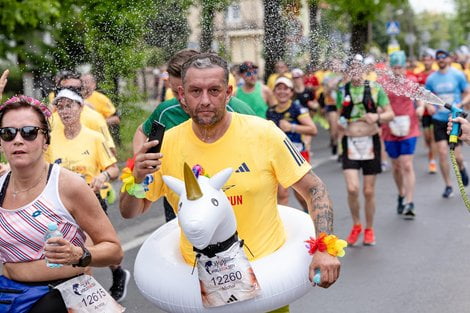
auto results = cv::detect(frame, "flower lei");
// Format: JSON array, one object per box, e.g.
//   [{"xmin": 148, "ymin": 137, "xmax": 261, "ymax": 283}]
[
  {"xmin": 1, "ymin": 95, "xmax": 52, "ymax": 118},
  {"xmin": 305, "ymin": 232, "xmax": 347, "ymax": 257},
  {"xmin": 120, "ymin": 156, "xmax": 153, "ymax": 198}
]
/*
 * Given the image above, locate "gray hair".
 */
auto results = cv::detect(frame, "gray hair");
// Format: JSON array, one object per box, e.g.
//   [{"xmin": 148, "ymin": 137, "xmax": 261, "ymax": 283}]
[{"xmin": 181, "ymin": 53, "xmax": 229, "ymax": 85}]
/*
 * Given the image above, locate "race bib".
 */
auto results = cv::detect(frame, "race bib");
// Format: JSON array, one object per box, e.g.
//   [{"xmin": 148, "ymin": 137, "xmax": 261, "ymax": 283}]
[
  {"xmin": 55, "ymin": 275, "xmax": 125, "ymax": 313},
  {"xmin": 197, "ymin": 241, "xmax": 261, "ymax": 308},
  {"xmin": 347, "ymin": 136, "xmax": 374, "ymax": 160},
  {"xmin": 389, "ymin": 115, "xmax": 411, "ymax": 137}
]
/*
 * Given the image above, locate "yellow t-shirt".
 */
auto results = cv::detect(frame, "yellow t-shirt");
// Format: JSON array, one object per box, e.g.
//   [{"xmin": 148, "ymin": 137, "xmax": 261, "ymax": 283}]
[
  {"xmin": 146, "ymin": 113, "xmax": 312, "ymax": 264},
  {"xmin": 164, "ymin": 88, "xmax": 175, "ymax": 101},
  {"xmin": 267, "ymin": 73, "xmax": 293, "ymax": 90},
  {"xmin": 45, "ymin": 126, "xmax": 116, "ymax": 184},
  {"xmin": 85, "ymin": 91, "xmax": 116, "ymax": 118},
  {"xmin": 50, "ymin": 106, "xmax": 115, "ymax": 149}
]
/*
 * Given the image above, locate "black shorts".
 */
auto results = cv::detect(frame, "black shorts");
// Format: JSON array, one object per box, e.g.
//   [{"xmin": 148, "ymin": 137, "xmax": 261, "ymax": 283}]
[
  {"xmin": 95, "ymin": 193, "xmax": 108, "ymax": 215},
  {"xmin": 324, "ymin": 105, "xmax": 337, "ymax": 113},
  {"xmin": 341, "ymin": 134, "xmax": 382, "ymax": 175},
  {"xmin": 421, "ymin": 115, "xmax": 432, "ymax": 128},
  {"xmin": 432, "ymin": 119, "xmax": 462, "ymax": 145},
  {"xmin": 29, "ymin": 288, "xmax": 67, "ymax": 313}
]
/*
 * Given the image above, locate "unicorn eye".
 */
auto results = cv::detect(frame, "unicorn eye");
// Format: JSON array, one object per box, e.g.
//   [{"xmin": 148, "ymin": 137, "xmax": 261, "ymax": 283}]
[{"xmin": 211, "ymin": 198, "xmax": 219, "ymax": 206}]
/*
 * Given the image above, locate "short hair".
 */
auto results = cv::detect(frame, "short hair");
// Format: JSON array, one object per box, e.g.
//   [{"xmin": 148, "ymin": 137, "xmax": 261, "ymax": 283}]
[
  {"xmin": 57, "ymin": 70, "xmax": 81, "ymax": 86},
  {"xmin": 167, "ymin": 49, "xmax": 199, "ymax": 78},
  {"xmin": 181, "ymin": 53, "xmax": 229, "ymax": 85}
]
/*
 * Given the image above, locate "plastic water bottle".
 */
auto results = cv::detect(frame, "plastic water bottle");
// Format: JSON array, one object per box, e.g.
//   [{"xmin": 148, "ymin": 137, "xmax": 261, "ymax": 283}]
[{"xmin": 44, "ymin": 222, "xmax": 63, "ymax": 268}]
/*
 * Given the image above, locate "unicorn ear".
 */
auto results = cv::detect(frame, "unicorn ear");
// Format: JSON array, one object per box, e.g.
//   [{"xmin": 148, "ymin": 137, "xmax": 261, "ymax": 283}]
[
  {"xmin": 162, "ymin": 175, "xmax": 184, "ymax": 196},
  {"xmin": 209, "ymin": 168, "xmax": 233, "ymax": 190}
]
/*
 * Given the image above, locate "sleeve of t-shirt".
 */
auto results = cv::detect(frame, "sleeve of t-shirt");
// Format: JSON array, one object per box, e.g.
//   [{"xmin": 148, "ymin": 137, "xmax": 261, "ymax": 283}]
[
  {"xmin": 101, "ymin": 96, "xmax": 116, "ymax": 118},
  {"xmin": 96, "ymin": 135, "xmax": 117, "ymax": 170},
  {"xmin": 227, "ymin": 97, "xmax": 256, "ymax": 116},
  {"xmin": 376, "ymin": 85, "xmax": 390, "ymax": 107},
  {"xmin": 457, "ymin": 71, "xmax": 468, "ymax": 93},
  {"xmin": 425, "ymin": 76, "xmax": 433, "ymax": 92},
  {"xmin": 336, "ymin": 88, "xmax": 344, "ymax": 110},
  {"xmin": 266, "ymin": 122, "xmax": 311, "ymax": 188}
]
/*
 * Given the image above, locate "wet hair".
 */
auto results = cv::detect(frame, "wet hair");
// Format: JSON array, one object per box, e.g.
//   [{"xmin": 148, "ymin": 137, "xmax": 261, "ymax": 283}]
[
  {"xmin": 167, "ymin": 49, "xmax": 200, "ymax": 78},
  {"xmin": 181, "ymin": 53, "xmax": 229, "ymax": 85},
  {"xmin": 0, "ymin": 99, "xmax": 51, "ymax": 144},
  {"xmin": 56, "ymin": 70, "xmax": 83, "ymax": 96}
]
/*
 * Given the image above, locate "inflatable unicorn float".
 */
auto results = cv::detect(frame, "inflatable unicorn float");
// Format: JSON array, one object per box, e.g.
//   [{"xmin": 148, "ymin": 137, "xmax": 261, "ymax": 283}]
[{"xmin": 134, "ymin": 163, "xmax": 330, "ymax": 312}]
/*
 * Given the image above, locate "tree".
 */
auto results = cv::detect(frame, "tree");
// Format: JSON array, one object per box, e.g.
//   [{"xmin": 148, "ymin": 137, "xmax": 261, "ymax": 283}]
[
  {"xmin": 145, "ymin": 0, "xmax": 192, "ymax": 62},
  {"xmin": 199, "ymin": 0, "xmax": 232, "ymax": 52},
  {"xmin": 324, "ymin": 0, "xmax": 406, "ymax": 54},
  {"xmin": 263, "ymin": 0, "xmax": 287, "ymax": 81},
  {"xmin": 307, "ymin": 0, "xmax": 320, "ymax": 67}
]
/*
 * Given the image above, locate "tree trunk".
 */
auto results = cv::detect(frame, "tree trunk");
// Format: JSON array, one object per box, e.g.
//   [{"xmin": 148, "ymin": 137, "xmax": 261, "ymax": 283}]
[
  {"xmin": 350, "ymin": 12, "xmax": 368, "ymax": 55},
  {"xmin": 200, "ymin": 3, "xmax": 215, "ymax": 52},
  {"xmin": 263, "ymin": 0, "xmax": 286, "ymax": 82},
  {"xmin": 308, "ymin": 0, "xmax": 319, "ymax": 67}
]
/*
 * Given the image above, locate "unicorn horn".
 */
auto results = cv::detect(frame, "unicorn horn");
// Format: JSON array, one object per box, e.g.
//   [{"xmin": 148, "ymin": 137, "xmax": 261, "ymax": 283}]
[{"xmin": 184, "ymin": 162, "xmax": 203, "ymax": 200}]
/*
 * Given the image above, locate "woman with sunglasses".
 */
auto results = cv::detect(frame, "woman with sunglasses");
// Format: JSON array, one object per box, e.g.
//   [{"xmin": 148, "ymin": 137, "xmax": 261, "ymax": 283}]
[
  {"xmin": 45, "ymin": 89, "xmax": 130, "ymax": 302},
  {"xmin": 0, "ymin": 95, "xmax": 123, "ymax": 312}
]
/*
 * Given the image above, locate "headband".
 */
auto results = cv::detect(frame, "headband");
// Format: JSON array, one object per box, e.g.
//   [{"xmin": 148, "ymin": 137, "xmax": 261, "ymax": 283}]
[{"xmin": 0, "ymin": 95, "xmax": 52, "ymax": 118}]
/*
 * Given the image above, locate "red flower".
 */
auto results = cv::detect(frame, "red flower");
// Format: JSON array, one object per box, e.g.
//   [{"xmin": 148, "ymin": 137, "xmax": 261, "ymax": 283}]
[{"xmin": 126, "ymin": 155, "xmax": 136, "ymax": 171}]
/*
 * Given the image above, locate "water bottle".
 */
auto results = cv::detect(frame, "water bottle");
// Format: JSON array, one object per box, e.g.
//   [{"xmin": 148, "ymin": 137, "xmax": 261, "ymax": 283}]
[{"xmin": 44, "ymin": 222, "xmax": 63, "ymax": 268}]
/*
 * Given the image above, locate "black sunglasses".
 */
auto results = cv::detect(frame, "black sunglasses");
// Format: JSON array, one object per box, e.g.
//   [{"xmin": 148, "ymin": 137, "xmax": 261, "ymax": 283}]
[{"xmin": 0, "ymin": 126, "xmax": 47, "ymax": 142}]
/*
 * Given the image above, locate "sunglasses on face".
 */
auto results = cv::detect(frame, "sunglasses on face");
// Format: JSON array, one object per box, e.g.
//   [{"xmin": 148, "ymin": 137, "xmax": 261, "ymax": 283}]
[
  {"xmin": 243, "ymin": 70, "xmax": 258, "ymax": 77},
  {"xmin": 0, "ymin": 126, "xmax": 46, "ymax": 142},
  {"xmin": 436, "ymin": 54, "xmax": 448, "ymax": 60}
]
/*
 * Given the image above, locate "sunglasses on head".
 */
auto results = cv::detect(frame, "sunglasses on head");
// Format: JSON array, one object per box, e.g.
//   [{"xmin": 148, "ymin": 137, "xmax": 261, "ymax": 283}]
[{"xmin": 0, "ymin": 126, "xmax": 47, "ymax": 142}]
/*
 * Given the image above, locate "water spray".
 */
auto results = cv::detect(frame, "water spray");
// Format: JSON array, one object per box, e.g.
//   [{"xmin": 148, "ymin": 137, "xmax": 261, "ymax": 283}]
[{"xmin": 373, "ymin": 67, "xmax": 470, "ymax": 210}]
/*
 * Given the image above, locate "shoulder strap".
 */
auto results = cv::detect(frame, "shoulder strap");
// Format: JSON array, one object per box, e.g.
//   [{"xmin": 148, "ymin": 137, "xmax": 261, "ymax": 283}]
[
  {"xmin": 340, "ymin": 83, "xmax": 354, "ymax": 119},
  {"xmin": 363, "ymin": 80, "xmax": 377, "ymax": 113},
  {"xmin": 0, "ymin": 164, "xmax": 54, "ymax": 207}
]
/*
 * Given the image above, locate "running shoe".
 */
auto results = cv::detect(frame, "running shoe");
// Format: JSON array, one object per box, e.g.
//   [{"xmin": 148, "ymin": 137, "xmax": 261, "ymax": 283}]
[
  {"xmin": 397, "ymin": 195, "xmax": 405, "ymax": 214},
  {"xmin": 363, "ymin": 228, "xmax": 376, "ymax": 246},
  {"xmin": 460, "ymin": 167, "xmax": 469, "ymax": 187},
  {"xmin": 428, "ymin": 161, "xmax": 437, "ymax": 174},
  {"xmin": 402, "ymin": 202, "xmax": 415, "ymax": 220},
  {"xmin": 110, "ymin": 267, "xmax": 131, "ymax": 302},
  {"xmin": 442, "ymin": 186, "xmax": 453, "ymax": 198},
  {"xmin": 346, "ymin": 224, "xmax": 362, "ymax": 246}
]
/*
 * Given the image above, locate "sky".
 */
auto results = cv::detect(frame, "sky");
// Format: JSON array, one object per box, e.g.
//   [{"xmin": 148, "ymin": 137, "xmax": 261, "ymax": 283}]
[{"xmin": 409, "ymin": 0, "xmax": 456, "ymax": 14}]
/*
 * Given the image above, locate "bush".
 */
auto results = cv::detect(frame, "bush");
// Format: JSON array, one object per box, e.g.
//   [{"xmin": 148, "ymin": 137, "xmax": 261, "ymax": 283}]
[{"xmin": 118, "ymin": 103, "xmax": 148, "ymax": 163}]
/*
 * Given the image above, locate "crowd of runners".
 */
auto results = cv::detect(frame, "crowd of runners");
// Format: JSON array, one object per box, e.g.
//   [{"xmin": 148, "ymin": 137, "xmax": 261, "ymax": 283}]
[{"xmin": 0, "ymin": 45, "xmax": 469, "ymax": 312}]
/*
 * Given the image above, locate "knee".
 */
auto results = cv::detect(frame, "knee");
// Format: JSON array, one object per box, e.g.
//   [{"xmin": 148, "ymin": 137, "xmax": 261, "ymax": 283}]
[
  {"xmin": 347, "ymin": 185, "xmax": 360, "ymax": 198},
  {"xmin": 363, "ymin": 187, "xmax": 375, "ymax": 199}
]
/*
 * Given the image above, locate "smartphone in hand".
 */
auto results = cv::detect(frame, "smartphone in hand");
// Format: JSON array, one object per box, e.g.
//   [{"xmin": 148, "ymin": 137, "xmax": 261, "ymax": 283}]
[{"xmin": 147, "ymin": 121, "xmax": 166, "ymax": 154}]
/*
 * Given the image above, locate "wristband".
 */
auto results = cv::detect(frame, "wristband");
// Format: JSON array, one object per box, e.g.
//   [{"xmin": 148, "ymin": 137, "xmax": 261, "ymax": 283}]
[
  {"xmin": 305, "ymin": 232, "xmax": 347, "ymax": 257},
  {"xmin": 102, "ymin": 171, "xmax": 111, "ymax": 182},
  {"xmin": 120, "ymin": 156, "xmax": 153, "ymax": 198}
]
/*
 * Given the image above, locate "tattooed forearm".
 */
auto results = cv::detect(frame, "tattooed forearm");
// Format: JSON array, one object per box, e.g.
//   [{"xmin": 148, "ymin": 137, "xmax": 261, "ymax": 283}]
[{"xmin": 307, "ymin": 170, "xmax": 334, "ymax": 234}]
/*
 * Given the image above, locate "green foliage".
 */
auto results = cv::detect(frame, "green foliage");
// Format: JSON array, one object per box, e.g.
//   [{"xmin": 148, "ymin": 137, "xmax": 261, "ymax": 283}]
[
  {"xmin": 117, "ymin": 103, "xmax": 148, "ymax": 162},
  {"xmin": 145, "ymin": 0, "xmax": 191, "ymax": 62}
]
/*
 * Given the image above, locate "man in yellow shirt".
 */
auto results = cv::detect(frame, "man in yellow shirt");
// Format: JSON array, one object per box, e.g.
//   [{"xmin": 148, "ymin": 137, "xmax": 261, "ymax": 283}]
[{"xmin": 120, "ymin": 53, "xmax": 341, "ymax": 312}]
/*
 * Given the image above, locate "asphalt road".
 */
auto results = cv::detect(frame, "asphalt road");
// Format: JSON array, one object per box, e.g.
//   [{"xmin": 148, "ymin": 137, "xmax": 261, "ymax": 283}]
[{"xmin": 96, "ymin": 127, "xmax": 470, "ymax": 313}]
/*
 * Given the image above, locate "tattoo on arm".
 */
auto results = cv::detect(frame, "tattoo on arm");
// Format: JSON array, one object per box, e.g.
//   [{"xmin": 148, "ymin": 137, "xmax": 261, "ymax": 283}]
[{"xmin": 307, "ymin": 170, "xmax": 334, "ymax": 234}]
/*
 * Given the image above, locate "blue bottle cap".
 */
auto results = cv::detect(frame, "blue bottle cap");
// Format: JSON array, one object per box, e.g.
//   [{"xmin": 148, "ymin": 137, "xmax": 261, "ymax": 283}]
[{"xmin": 47, "ymin": 222, "xmax": 58, "ymax": 231}]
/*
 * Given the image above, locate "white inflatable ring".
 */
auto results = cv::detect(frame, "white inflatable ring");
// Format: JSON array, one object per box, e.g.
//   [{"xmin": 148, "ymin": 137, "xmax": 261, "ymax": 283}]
[{"xmin": 134, "ymin": 205, "xmax": 315, "ymax": 313}]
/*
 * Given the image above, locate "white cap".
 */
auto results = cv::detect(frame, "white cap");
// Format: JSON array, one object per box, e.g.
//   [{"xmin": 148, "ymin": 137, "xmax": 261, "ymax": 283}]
[
  {"xmin": 274, "ymin": 76, "xmax": 293, "ymax": 89},
  {"xmin": 291, "ymin": 68, "xmax": 304, "ymax": 78},
  {"xmin": 53, "ymin": 89, "xmax": 83, "ymax": 105}
]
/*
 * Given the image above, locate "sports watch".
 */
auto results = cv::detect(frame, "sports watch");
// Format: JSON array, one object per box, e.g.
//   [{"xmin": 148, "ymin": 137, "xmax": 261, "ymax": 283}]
[{"xmin": 72, "ymin": 246, "xmax": 92, "ymax": 267}]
